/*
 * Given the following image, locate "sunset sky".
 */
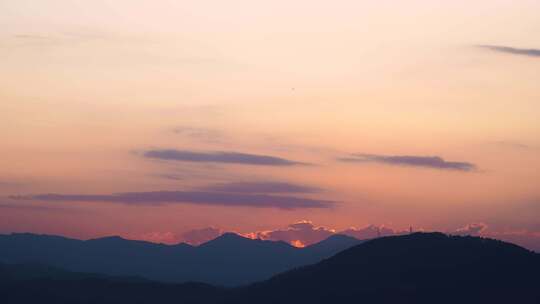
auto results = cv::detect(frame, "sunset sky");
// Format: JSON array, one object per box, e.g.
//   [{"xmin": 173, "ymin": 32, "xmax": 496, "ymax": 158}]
[{"xmin": 1, "ymin": 0, "xmax": 539, "ymax": 250}]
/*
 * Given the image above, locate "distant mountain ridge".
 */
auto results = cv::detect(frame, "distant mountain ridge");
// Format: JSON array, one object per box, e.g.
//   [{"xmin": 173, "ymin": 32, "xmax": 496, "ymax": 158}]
[
  {"xmin": 1, "ymin": 233, "xmax": 538, "ymax": 304},
  {"xmin": 0, "ymin": 232, "xmax": 363, "ymax": 286}
]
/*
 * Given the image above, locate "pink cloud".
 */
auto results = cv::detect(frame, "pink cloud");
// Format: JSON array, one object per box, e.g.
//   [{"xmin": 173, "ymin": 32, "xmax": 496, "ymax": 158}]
[
  {"xmin": 129, "ymin": 221, "xmax": 540, "ymax": 253},
  {"xmin": 253, "ymin": 220, "xmax": 335, "ymax": 246},
  {"xmin": 244, "ymin": 221, "xmax": 404, "ymax": 247},
  {"xmin": 454, "ymin": 222, "xmax": 488, "ymax": 236},
  {"xmin": 339, "ymin": 225, "xmax": 398, "ymax": 240}
]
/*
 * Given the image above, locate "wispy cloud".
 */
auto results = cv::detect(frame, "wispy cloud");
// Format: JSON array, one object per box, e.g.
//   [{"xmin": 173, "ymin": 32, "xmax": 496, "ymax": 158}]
[
  {"xmin": 143, "ymin": 149, "xmax": 307, "ymax": 166},
  {"xmin": 198, "ymin": 181, "xmax": 321, "ymax": 194},
  {"xmin": 172, "ymin": 127, "xmax": 225, "ymax": 143},
  {"xmin": 338, "ymin": 154, "xmax": 476, "ymax": 171},
  {"xmin": 13, "ymin": 34, "xmax": 50, "ymax": 40},
  {"xmin": 11, "ymin": 191, "xmax": 335, "ymax": 210},
  {"xmin": 152, "ymin": 173, "xmax": 186, "ymax": 181},
  {"xmin": 0, "ymin": 201, "xmax": 84, "ymax": 213},
  {"xmin": 493, "ymin": 141, "xmax": 534, "ymax": 150},
  {"xmin": 478, "ymin": 45, "xmax": 540, "ymax": 57},
  {"xmin": 8, "ymin": 31, "xmax": 114, "ymax": 48}
]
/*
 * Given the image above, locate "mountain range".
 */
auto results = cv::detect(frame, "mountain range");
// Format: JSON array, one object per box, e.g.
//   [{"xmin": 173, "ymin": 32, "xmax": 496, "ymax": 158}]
[
  {"xmin": 0, "ymin": 232, "xmax": 362, "ymax": 286},
  {"xmin": 1, "ymin": 232, "xmax": 539, "ymax": 304}
]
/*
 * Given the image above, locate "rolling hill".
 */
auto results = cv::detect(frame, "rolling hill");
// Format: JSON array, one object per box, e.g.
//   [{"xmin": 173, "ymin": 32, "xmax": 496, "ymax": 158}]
[
  {"xmin": 231, "ymin": 232, "xmax": 540, "ymax": 304},
  {"xmin": 0, "ymin": 232, "xmax": 362, "ymax": 286}
]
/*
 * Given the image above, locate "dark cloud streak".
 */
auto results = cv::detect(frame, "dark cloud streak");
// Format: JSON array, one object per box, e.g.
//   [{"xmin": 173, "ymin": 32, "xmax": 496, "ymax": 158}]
[
  {"xmin": 172, "ymin": 127, "xmax": 224, "ymax": 143},
  {"xmin": 11, "ymin": 191, "xmax": 334, "ymax": 210},
  {"xmin": 143, "ymin": 149, "xmax": 307, "ymax": 166},
  {"xmin": 198, "ymin": 181, "xmax": 321, "ymax": 194},
  {"xmin": 478, "ymin": 45, "xmax": 540, "ymax": 57},
  {"xmin": 338, "ymin": 154, "xmax": 476, "ymax": 171},
  {"xmin": 494, "ymin": 141, "xmax": 534, "ymax": 150}
]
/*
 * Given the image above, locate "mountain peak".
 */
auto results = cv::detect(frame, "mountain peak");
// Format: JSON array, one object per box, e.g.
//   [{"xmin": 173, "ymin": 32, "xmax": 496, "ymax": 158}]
[
  {"xmin": 199, "ymin": 232, "xmax": 249, "ymax": 247},
  {"xmin": 0, "ymin": 230, "xmax": 368, "ymax": 286},
  {"xmin": 218, "ymin": 232, "xmax": 246, "ymax": 240},
  {"xmin": 87, "ymin": 235, "xmax": 127, "ymax": 242}
]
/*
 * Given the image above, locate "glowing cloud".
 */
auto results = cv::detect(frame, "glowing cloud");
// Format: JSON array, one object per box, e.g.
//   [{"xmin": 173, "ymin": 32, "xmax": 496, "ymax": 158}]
[
  {"xmin": 249, "ymin": 220, "xmax": 335, "ymax": 246},
  {"xmin": 454, "ymin": 222, "xmax": 488, "ymax": 236}
]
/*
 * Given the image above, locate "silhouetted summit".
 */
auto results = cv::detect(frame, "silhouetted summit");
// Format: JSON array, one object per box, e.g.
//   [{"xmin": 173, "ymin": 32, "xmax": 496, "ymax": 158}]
[
  {"xmin": 199, "ymin": 233, "xmax": 294, "ymax": 251},
  {"xmin": 0, "ymin": 232, "xmax": 362, "ymax": 286},
  {"xmin": 233, "ymin": 232, "xmax": 540, "ymax": 304},
  {"xmin": 203, "ymin": 232, "xmax": 244, "ymax": 243}
]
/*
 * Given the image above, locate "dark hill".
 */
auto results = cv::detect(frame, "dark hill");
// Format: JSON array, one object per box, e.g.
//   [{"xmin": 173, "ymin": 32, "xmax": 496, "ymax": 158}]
[
  {"xmin": 0, "ymin": 262, "xmax": 146, "ymax": 283},
  {"xmin": 0, "ymin": 262, "xmax": 223, "ymax": 304},
  {"xmin": 231, "ymin": 232, "xmax": 540, "ymax": 304}
]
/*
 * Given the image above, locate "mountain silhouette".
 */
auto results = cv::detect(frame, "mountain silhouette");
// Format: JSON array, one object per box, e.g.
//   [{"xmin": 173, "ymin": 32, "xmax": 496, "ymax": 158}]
[
  {"xmin": 1, "ymin": 232, "xmax": 538, "ymax": 304},
  {"xmin": 0, "ymin": 232, "xmax": 363, "ymax": 286},
  {"xmin": 230, "ymin": 232, "xmax": 540, "ymax": 304}
]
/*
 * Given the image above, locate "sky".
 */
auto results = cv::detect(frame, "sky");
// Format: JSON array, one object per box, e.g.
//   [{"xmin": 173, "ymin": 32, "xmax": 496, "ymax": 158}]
[{"xmin": 1, "ymin": 0, "xmax": 539, "ymax": 251}]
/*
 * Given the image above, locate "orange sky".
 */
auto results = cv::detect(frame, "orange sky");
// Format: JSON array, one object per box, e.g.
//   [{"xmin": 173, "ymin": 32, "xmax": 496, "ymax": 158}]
[{"xmin": 0, "ymin": 0, "xmax": 539, "ymax": 250}]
